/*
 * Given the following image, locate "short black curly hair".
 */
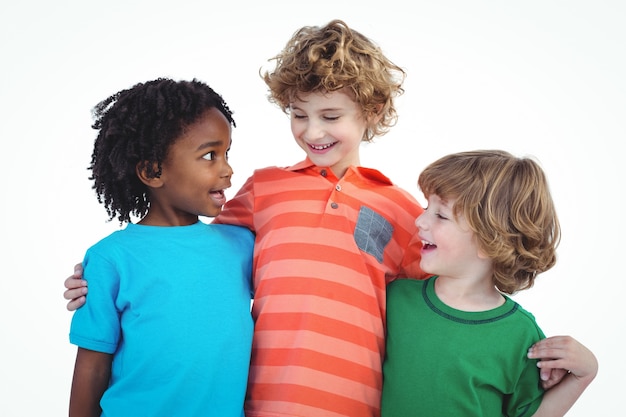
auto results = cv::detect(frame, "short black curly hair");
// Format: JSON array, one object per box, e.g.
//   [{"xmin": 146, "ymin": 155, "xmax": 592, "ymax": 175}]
[{"xmin": 89, "ymin": 78, "xmax": 235, "ymax": 224}]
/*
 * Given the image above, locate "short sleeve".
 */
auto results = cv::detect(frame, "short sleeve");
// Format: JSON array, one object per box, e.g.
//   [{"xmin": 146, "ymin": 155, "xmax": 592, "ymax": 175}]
[{"xmin": 69, "ymin": 248, "xmax": 121, "ymax": 354}]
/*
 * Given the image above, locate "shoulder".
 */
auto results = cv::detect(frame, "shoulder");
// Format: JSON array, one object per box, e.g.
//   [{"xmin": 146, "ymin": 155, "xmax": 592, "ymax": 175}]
[
  {"xmin": 209, "ymin": 224, "xmax": 255, "ymax": 245},
  {"xmin": 232, "ymin": 166, "xmax": 298, "ymax": 193},
  {"xmin": 354, "ymin": 167, "xmax": 421, "ymax": 201},
  {"xmin": 251, "ymin": 161, "xmax": 310, "ymax": 180},
  {"xmin": 388, "ymin": 277, "xmax": 426, "ymax": 295},
  {"xmin": 504, "ymin": 297, "xmax": 545, "ymax": 337},
  {"xmin": 209, "ymin": 223, "xmax": 254, "ymax": 237},
  {"xmin": 508, "ymin": 299, "xmax": 539, "ymax": 324},
  {"xmin": 86, "ymin": 225, "xmax": 133, "ymax": 252},
  {"xmin": 237, "ymin": 162, "xmax": 324, "ymax": 196}
]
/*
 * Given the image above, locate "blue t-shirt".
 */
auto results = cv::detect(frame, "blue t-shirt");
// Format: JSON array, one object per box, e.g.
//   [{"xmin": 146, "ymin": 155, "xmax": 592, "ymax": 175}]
[{"xmin": 70, "ymin": 222, "xmax": 254, "ymax": 417}]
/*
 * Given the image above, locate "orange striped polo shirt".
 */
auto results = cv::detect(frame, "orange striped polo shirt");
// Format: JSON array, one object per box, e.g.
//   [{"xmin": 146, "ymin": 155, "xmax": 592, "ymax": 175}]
[{"xmin": 215, "ymin": 159, "xmax": 427, "ymax": 417}]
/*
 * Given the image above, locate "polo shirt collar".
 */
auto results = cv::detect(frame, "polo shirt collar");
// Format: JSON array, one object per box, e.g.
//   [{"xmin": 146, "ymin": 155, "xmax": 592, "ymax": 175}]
[{"xmin": 287, "ymin": 158, "xmax": 394, "ymax": 186}]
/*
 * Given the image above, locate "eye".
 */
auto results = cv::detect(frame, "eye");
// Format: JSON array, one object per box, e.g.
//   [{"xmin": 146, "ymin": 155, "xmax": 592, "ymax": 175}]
[
  {"xmin": 202, "ymin": 151, "xmax": 216, "ymax": 161},
  {"xmin": 324, "ymin": 115, "xmax": 340, "ymax": 121},
  {"xmin": 435, "ymin": 211, "xmax": 449, "ymax": 220},
  {"xmin": 290, "ymin": 109, "xmax": 307, "ymax": 120}
]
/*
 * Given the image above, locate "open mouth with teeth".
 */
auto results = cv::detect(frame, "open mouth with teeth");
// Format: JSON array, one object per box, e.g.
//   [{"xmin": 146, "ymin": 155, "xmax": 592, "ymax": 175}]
[
  {"xmin": 308, "ymin": 142, "xmax": 337, "ymax": 152},
  {"xmin": 422, "ymin": 240, "xmax": 437, "ymax": 250}
]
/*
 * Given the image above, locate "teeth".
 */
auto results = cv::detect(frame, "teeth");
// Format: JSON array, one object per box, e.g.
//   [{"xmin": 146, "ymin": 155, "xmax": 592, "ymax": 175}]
[
  {"xmin": 422, "ymin": 240, "xmax": 434, "ymax": 246},
  {"xmin": 310, "ymin": 143, "xmax": 333, "ymax": 150}
]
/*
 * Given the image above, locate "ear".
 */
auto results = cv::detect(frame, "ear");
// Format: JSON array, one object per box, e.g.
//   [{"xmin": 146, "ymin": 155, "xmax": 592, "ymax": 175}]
[
  {"xmin": 136, "ymin": 161, "xmax": 164, "ymax": 188},
  {"xmin": 472, "ymin": 234, "xmax": 491, "ymax": 260},
  {"xmin": 367, "ymin": 104, "xmax": 384, "ymax": 125}
]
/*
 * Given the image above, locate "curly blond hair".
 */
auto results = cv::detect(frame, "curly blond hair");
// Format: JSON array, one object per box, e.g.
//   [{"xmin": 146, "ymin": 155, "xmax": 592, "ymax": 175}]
[
  {"xmin": 261, "ymin": 19, "xmax": 405, "ymax": 142},
  {"xmin": 418, "ymin": 150, "xmax": 561, "ymax": 294}
]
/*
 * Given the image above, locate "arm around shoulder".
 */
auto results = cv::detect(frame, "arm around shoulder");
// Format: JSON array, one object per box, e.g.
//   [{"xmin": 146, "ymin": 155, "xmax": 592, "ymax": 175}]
[
  {"xmin": 528, "ymin": 336, "xmax": 598, "ymax": 417},
  {"xmin": 64, "ymin": 263, "xmax": 88, "ymax": 311}
]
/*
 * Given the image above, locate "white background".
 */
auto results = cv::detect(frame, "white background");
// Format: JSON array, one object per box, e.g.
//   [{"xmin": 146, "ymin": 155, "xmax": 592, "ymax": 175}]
[{"xmin": 1, "ymin": 1, "xmax": 623, "ymax": 415}]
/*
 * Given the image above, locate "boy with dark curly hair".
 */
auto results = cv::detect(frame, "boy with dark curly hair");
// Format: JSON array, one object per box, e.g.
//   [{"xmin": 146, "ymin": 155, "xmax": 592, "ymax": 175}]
[{"xmin": 68, "ymin": 78, "xmax": 254, "ymax": 416}]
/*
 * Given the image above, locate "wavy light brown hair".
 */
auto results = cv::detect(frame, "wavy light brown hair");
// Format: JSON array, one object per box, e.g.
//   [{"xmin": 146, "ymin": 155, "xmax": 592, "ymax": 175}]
[
  {"xmin": 261, "ymin": 19, "xmax": 405, "ymax": 142},
  {"xmin": 418, "ymin": 150, "xmax": 561, "ymax": 294}
]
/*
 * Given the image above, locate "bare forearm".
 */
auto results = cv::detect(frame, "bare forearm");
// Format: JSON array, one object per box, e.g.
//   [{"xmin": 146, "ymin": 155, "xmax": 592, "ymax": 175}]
[
  {"xmin": 531, "ymin": 372, "xmax": 595, "ymax": 417},
  {"xmin": 69, "ymin": 348, "xmax": 112, "ymax": 417}
]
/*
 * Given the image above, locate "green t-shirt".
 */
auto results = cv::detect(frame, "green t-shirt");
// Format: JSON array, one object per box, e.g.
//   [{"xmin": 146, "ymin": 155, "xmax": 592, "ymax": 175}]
[{"xmin": 381, "ymin": 277, "xmax": 545, "ymax": 417}]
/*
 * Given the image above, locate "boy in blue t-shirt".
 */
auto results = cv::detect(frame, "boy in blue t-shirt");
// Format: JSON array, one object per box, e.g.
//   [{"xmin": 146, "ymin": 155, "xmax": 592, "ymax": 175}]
[{"xmin": 68, "ymin": 78, "xmax": 254, "ymax": 416}]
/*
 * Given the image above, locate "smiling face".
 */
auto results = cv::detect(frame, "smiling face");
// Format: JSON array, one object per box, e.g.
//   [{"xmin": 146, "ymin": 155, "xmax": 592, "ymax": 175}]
[
  {"xmin": 289, "ymin": 90, "xmax": 368, "ymax": 178},
  {"xmin": 415, "ymin": 194, "xmax": 487, "ymax": 279},
  {"xmin": 139, "ymin": 107, "xmax": 233, "ymax": 226}
]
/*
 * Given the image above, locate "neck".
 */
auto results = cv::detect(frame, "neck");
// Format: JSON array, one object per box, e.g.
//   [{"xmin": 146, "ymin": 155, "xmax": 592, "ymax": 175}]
[
  {"xmin": 138, "ymin": 211, "xmax": 199, "ymax": 227},
  {"xmin": 434, "ymin": 275, "xmax": 504, "ymax": 312}
]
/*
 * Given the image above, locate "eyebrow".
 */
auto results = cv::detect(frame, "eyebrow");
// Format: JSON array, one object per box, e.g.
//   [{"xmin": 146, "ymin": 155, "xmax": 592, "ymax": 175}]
[
  {"xmin": 195, "ymin": 140, "xmax": 226, "ymax": 152},
  {"xmin": 290, "ymin": 104, "xmax": 343, "ymax": 112}
]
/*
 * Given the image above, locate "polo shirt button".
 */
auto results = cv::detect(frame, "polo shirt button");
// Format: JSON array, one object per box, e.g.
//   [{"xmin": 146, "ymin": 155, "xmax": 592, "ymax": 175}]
[
  {"xmin": 320, "ymin": 169, "xmax": 327, "ymax": 177},
  {"xmin": 335, "ymin": 184, "xmax": 341, "ymax": 191},
  {"xmin": 331, "ymin": 202, "xmax": 339, "ymax": 209}
]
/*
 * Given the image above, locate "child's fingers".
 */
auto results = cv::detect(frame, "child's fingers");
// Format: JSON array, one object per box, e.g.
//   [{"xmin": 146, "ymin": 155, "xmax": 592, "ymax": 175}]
[{"xmin": 66, "ymin": 295, "xmax": 87, "ymax": 312}]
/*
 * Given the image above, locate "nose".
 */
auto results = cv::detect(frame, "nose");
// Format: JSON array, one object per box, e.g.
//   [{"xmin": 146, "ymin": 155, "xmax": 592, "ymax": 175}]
[
  {"xmin": 221, "ymin": 160, "xmax": 233, "ymax": 179},
  {"xmin": 415, "ymin": 212, "xmax": 427, "ymax": 230},
  {"xmin": 301, "ymin": 119, "xmax": 324, "ymax": 142}
]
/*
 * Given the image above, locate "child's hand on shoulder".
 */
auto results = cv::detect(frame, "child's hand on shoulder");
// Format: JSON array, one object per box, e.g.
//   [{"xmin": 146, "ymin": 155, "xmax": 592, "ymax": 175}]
[{"xmin": 528, "ymin": 335, "xmax": 598, "ymax": 390}]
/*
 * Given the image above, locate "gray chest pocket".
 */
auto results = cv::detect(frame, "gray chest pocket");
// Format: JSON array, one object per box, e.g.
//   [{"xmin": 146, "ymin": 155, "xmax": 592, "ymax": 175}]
[{"xmin": 354, "ymin": 206, "xmax": 394, "ymax": 263}]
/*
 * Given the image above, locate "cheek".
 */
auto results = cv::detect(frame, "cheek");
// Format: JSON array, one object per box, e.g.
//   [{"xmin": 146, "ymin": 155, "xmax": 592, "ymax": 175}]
[
  {"xmin": 290, "ymin": 120, "xmax": 304, "ymax": 138},
  {"xmin": 341, "ymin": 124, "xmax": 367, "ymax": 144}
]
